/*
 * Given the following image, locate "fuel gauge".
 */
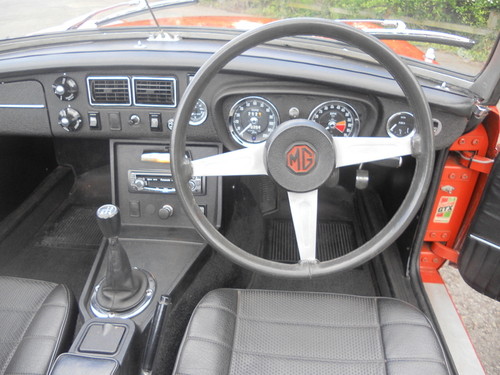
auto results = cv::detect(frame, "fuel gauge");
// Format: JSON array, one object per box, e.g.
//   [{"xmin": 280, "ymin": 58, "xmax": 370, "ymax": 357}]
[
  {"xmin": 189, "ymin": 99, "xmax": 208, "ymax": 126},
  {"xmin": 386, "ymin": 112, "xmax": 415, "ymax": 138}
]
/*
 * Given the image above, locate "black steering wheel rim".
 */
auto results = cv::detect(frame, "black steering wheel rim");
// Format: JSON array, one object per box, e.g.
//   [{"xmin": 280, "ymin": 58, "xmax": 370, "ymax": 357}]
[{"xmin": 172, "ymin": 18, "xmax": 434, "ymax": 278}]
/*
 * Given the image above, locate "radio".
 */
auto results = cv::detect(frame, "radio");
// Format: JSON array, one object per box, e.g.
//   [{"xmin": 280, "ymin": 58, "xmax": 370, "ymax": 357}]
[{"xmin": 128, "ymin": 170, "xmax": 205, "ymax": 195}]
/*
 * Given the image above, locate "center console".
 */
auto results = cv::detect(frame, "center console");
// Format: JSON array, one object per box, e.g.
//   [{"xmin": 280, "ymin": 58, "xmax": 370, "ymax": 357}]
[{"xmin": 50, "ymin": 140, "xmax": 222, "ymax": 374}]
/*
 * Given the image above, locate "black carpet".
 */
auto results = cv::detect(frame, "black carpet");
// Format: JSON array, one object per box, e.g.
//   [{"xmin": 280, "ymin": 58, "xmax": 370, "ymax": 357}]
[{"xmin": 0, "ymin": 202, "xmax": 101, "ymax": 299}]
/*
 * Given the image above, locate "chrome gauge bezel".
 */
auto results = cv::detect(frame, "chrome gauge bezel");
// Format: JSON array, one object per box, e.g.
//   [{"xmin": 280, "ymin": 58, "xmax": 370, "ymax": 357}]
[
  {"xmin": 228, "ymin": 96, "xmax": 280, "ymax": 147},
  {"xmin": 308, "ymin": 100, "xmax": 360, "ymax": 137},
  {"xmin": 386, "ymin": 111, "xmax": 416, "ymax": 138},
  {"xmin": 189, "ymin": 99, "xmax": 208, "ymax": 126}
]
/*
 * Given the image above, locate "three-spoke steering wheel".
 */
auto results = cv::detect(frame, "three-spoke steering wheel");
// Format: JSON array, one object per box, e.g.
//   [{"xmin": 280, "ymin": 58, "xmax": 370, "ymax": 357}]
[{"xmin": 172, "ymin": 18, "xmax": 434, "ymax": 278}]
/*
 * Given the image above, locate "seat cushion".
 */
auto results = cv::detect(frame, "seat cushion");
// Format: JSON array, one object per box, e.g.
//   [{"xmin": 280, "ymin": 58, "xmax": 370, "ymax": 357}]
[
  {"xmin": 0, "ymin": 276, "xmax": 75, "ymax": 375},
  {"xmin": 174, "ymin": 289, "xmax": 450, "ymax": 375}
]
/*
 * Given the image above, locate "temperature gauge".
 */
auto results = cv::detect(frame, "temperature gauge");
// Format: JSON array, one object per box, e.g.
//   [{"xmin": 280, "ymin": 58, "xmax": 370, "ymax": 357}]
[
  {"xmin": 190, "ymin": 99, "xmax": 208, "ymax": 126},
  {"xmin": 386, "ymin": 112, "xmax": 415, "ymax": 138}
]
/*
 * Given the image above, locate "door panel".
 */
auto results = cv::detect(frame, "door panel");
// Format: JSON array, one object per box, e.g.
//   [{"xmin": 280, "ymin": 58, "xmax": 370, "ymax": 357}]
[{"xmin": 459, "ymin": 155, "xmax": 500, "ymax": 300}]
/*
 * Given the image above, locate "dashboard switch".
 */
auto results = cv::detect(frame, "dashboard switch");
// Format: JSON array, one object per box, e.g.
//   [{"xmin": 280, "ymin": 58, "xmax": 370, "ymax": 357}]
[
  {"xmin": 88, "ymin": 112, "xmax": 100, "ymax": 130},
  {"xmin": 150, "ymin": 113, "xmax": 162, "ymax": 132},
  {"xmin": 109, "ymin": 113, "xmax": 121, "ymax": 131},
  {"xmin": 129, "ymin": 200, "xmax": 141, "ymax": 217},
  {"xmin": 129, "ymin": 114, "xmax": 140, "ymax": 126}
]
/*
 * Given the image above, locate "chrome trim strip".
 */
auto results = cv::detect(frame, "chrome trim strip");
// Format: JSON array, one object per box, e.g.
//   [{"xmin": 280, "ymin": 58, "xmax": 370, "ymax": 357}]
[
  {"xmin": 87, "ymin": 75, "xmax": 132, "ymax": 106},
  {"xmin": 470, "ymin": 234, "xmax": 500, "ymax": 250},
  {"xmin": 424, "ymin": 282, "xmax": 485, "ymax": 375},
  {"xmin": 0, "ymin": 104, "xmax": 45, "ymax": 108},
  {"xmin": 132, "ymin": 76, "xmax": 177, "ymax": 108}
]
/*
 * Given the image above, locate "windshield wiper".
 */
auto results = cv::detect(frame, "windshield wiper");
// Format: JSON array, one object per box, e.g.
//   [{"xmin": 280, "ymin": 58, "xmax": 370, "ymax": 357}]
[
  {"xmin": 61, "ymin": 0, "xmax": 197, "ymax": 31},
  {"xmin": 338, "ymin": 20, "xmax": 475, "ymax": 49}
]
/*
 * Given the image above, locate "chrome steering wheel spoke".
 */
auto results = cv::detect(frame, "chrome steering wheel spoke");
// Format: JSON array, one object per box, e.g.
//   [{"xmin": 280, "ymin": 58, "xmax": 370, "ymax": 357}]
[
  {"xmin": 191, "ymin": 143, "xmax": 267, "ymax": 177},
  {"xmin": 333, "ymin": 136, "xmax": 413, "ymax": 167},
  {"xmin": 288, "ymin": 190, "xmax": 318, "ymax": 262}
]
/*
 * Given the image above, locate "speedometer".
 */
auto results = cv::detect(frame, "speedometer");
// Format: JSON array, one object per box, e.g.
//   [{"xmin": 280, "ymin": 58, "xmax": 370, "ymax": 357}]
[
  {"xmin": 308, "ymin": 100, "xmax": 360, "ymax": 137},
  {"xmin": 229, "ymin": 96, "xmax": 280, "ymax": 146}
]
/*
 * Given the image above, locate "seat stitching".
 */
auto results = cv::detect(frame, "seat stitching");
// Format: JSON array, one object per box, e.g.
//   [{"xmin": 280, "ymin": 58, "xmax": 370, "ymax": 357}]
[
  {"xmin": 196, "ymin": 304, "xmax": 237, "ymax": 317},
  {"xmin": 376, "ymin": 299, "xmax": 388, "ymax": 375},
  {"xmin": 48, "ymin": 284, "xmax": 71, "ymax": 366},
  {"xmin": 227, "ymin": 290, "xmax": 239, "ymax": 375},
  {"xmin": 185, "ymin": 335, "xmax": 233, "ymax": 350},
  {"xmin": 236, "ymin": 315, "xmax": 381, "ymax": 329},
  {"xmin": 0, "ymin": 309, "xmax": 39, "ymax": 313},
  {"xmin": 14, "ymin": 335, "xmax": 57, "ymax": 340},
  {"xmin": 1, "ymin": 285, "xmax": 56, "ymax": 374},
  {"xmin": 381, "ymin": 321, "xmax": 433, "ymax": 328},
  {"xmin": 231, "ymin": 348, "xmax": 387, "ymax": 364},
  {"xmin": 385, "ymin": 358, "xmax": 450, "ymax": 367}
]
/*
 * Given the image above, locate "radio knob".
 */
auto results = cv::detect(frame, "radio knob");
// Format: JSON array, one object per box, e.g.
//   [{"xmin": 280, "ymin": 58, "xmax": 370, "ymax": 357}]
[
  {"xmin": 134, "ymin": 179, "xmax": 145, "ymax": 191},
  {"xmin": 158, "ymin": 205, "xmax": 174, "ymax": 220},
  {"xmin": 58, "ymin": 107, "xmax": 82, "ymax": 132},
  {"xmin": 188, "ymin": 179, "xmax": 197, "ymax": 192}
]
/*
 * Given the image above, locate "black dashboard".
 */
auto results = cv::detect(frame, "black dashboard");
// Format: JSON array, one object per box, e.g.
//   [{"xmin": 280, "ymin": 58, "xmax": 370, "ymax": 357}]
[
  {"xmin": 0, "ymin": 35, "xmax": 475, "ymax": 151},
  {"xmin": 0, "ymin": 32, "xmax": 479, "ymax": 231}
]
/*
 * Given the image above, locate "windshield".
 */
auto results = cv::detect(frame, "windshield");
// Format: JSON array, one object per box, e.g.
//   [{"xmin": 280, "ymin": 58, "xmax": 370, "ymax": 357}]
[{"xmin": 1, "ymin": 0, "xmax": 498, "ymax": 76}]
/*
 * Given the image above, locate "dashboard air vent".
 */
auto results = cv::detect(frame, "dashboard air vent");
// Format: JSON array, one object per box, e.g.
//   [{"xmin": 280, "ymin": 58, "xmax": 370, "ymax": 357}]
[
  {"xmin": 87, "ymin": 77, "xmax": 131, "ymax": 105},
  {"xmin": 133, "ymin": 77, "xmax": 176, "ymax": 107}
]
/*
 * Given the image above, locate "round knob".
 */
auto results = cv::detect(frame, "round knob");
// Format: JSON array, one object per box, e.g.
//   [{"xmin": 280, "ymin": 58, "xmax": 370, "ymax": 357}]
[
  {"xmin": 158, "ymin": 205, "xmax": 174, "ymax": 220},
  {"xmin": 134, "ymin": 179, "xmax": 145, "ymax": 191},
  {"xmin": 52, "ymin": 76, "xmax": 78, "ymax": 101},
  {"xmin": 188, "ymin": 179, "xmax": 197, "ymax": 191},
  {"xmin": 129, "ymin": 114, "xmax": 140, "ymax": 126},
  {"xmin": 58, "ymin": 107, "xmax": 82, "ymax": 132}
]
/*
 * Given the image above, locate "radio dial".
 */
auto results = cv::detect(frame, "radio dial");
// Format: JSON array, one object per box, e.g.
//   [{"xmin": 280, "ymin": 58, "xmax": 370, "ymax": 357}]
[
  {"xmin": 188, "ymin": 179, "xmax": 197, "ymax": 191},
  {"xmin": 134, "ymin": 179, "xmax": 146, "ymax": 191}
]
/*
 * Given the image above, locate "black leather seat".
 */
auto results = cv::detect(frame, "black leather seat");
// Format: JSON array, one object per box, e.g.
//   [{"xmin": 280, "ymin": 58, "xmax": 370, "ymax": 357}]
[
  {"xmin": 174, "ymin": 289, "xmax": 450, "ymax": 375},
  {"xmin": 0, "ymin": 276, "xmax": 76, "ymax": 375}
]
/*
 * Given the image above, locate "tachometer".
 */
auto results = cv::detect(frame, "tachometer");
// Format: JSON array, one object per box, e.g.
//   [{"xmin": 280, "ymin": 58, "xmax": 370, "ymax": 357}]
[
  {"xmin": 308, "ymin": 100, "xmax": 360, "ymax": 137},
  {"xmin": 229, "ymin": 96, "xmax": 280, "ymax": 146}
]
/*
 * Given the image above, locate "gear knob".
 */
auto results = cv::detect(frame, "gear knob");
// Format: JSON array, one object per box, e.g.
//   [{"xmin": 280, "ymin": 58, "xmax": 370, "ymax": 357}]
[{"xmin": 96, "ymin": 204, "xmax": 121, "ymax": 238}]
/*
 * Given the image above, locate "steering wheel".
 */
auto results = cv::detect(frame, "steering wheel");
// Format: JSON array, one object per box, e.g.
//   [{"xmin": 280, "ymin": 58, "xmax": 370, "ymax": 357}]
[{"xmin": 172, "ymin": 18, "xmax": 434, "ymax": 278}]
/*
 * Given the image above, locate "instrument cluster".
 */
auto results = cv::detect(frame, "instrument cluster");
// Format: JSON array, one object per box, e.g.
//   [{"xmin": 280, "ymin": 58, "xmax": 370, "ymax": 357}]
[{"xmin": 226, "ymin": 95, "xmax": 365, "ymax": 147}]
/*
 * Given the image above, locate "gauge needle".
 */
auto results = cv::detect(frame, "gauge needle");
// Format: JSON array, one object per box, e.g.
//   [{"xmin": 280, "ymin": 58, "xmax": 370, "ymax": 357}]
[
  {"xmin": 239, "ymin": 123, "xmax": 253, "ymax": 135},
  {"xmin": 390, "ymin": 124, "xmax": 398, "ymax": 131}
]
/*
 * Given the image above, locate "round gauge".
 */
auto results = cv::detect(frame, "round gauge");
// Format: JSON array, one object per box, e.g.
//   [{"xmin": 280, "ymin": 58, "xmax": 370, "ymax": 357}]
[
  {"xmin": 190, "ymin": 99, "xmax": 208, "ymax": 126},
  {"xmin": 386, "ymin": 112, "xmax": 416, "ymax": 138},
  {"xmin": 308, "ymin": 100, "xmax": 360, "ymax": 137},
  {"xmin": 229, "ymin": 96, "xmax": 280, "ymax": 146}
]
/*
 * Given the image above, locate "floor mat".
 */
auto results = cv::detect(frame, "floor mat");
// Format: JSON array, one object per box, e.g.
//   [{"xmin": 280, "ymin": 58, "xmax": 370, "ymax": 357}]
[
  {"xmin": 34, "ymin": 206, "xmax": 102, "ymax": 249},
  {"xmin": 0, "ymin": 203, "xmax": 101, "ymax": 298},
  {"xmin": 265, "ymin": 219, "xmax": 358, "ymax": 262}
]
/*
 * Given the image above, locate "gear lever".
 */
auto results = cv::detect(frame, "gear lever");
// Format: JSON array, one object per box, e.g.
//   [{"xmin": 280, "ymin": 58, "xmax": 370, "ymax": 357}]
[{"xmin": 91, "ymin": 204, "xmax": 154, "ymax": 317}]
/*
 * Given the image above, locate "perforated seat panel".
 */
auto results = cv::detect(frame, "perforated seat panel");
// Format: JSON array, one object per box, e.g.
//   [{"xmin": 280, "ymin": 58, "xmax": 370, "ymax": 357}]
[
  {"xmin": 0, "ymin": 277, "xmax": 75, "ymax": 375},
  {"xmin": 174, "ymin": 289, "xmax": 449, "ymax": 375}
]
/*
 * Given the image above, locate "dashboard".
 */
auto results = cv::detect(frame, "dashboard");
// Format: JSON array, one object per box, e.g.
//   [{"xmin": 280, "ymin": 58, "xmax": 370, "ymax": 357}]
[
  {"xmin": 0, "ymin": 35, "xmax": 478, "ymax": 229},
  {"xmin": 0, "ymin": 36, "xmax": 475, "ymax": 152}
]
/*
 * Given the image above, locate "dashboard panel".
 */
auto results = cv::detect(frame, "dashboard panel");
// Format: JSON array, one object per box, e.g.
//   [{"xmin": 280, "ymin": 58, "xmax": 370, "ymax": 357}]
[{"xmin": 0, "ymin": 35, "xmax": 474, "ymax": 151}]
